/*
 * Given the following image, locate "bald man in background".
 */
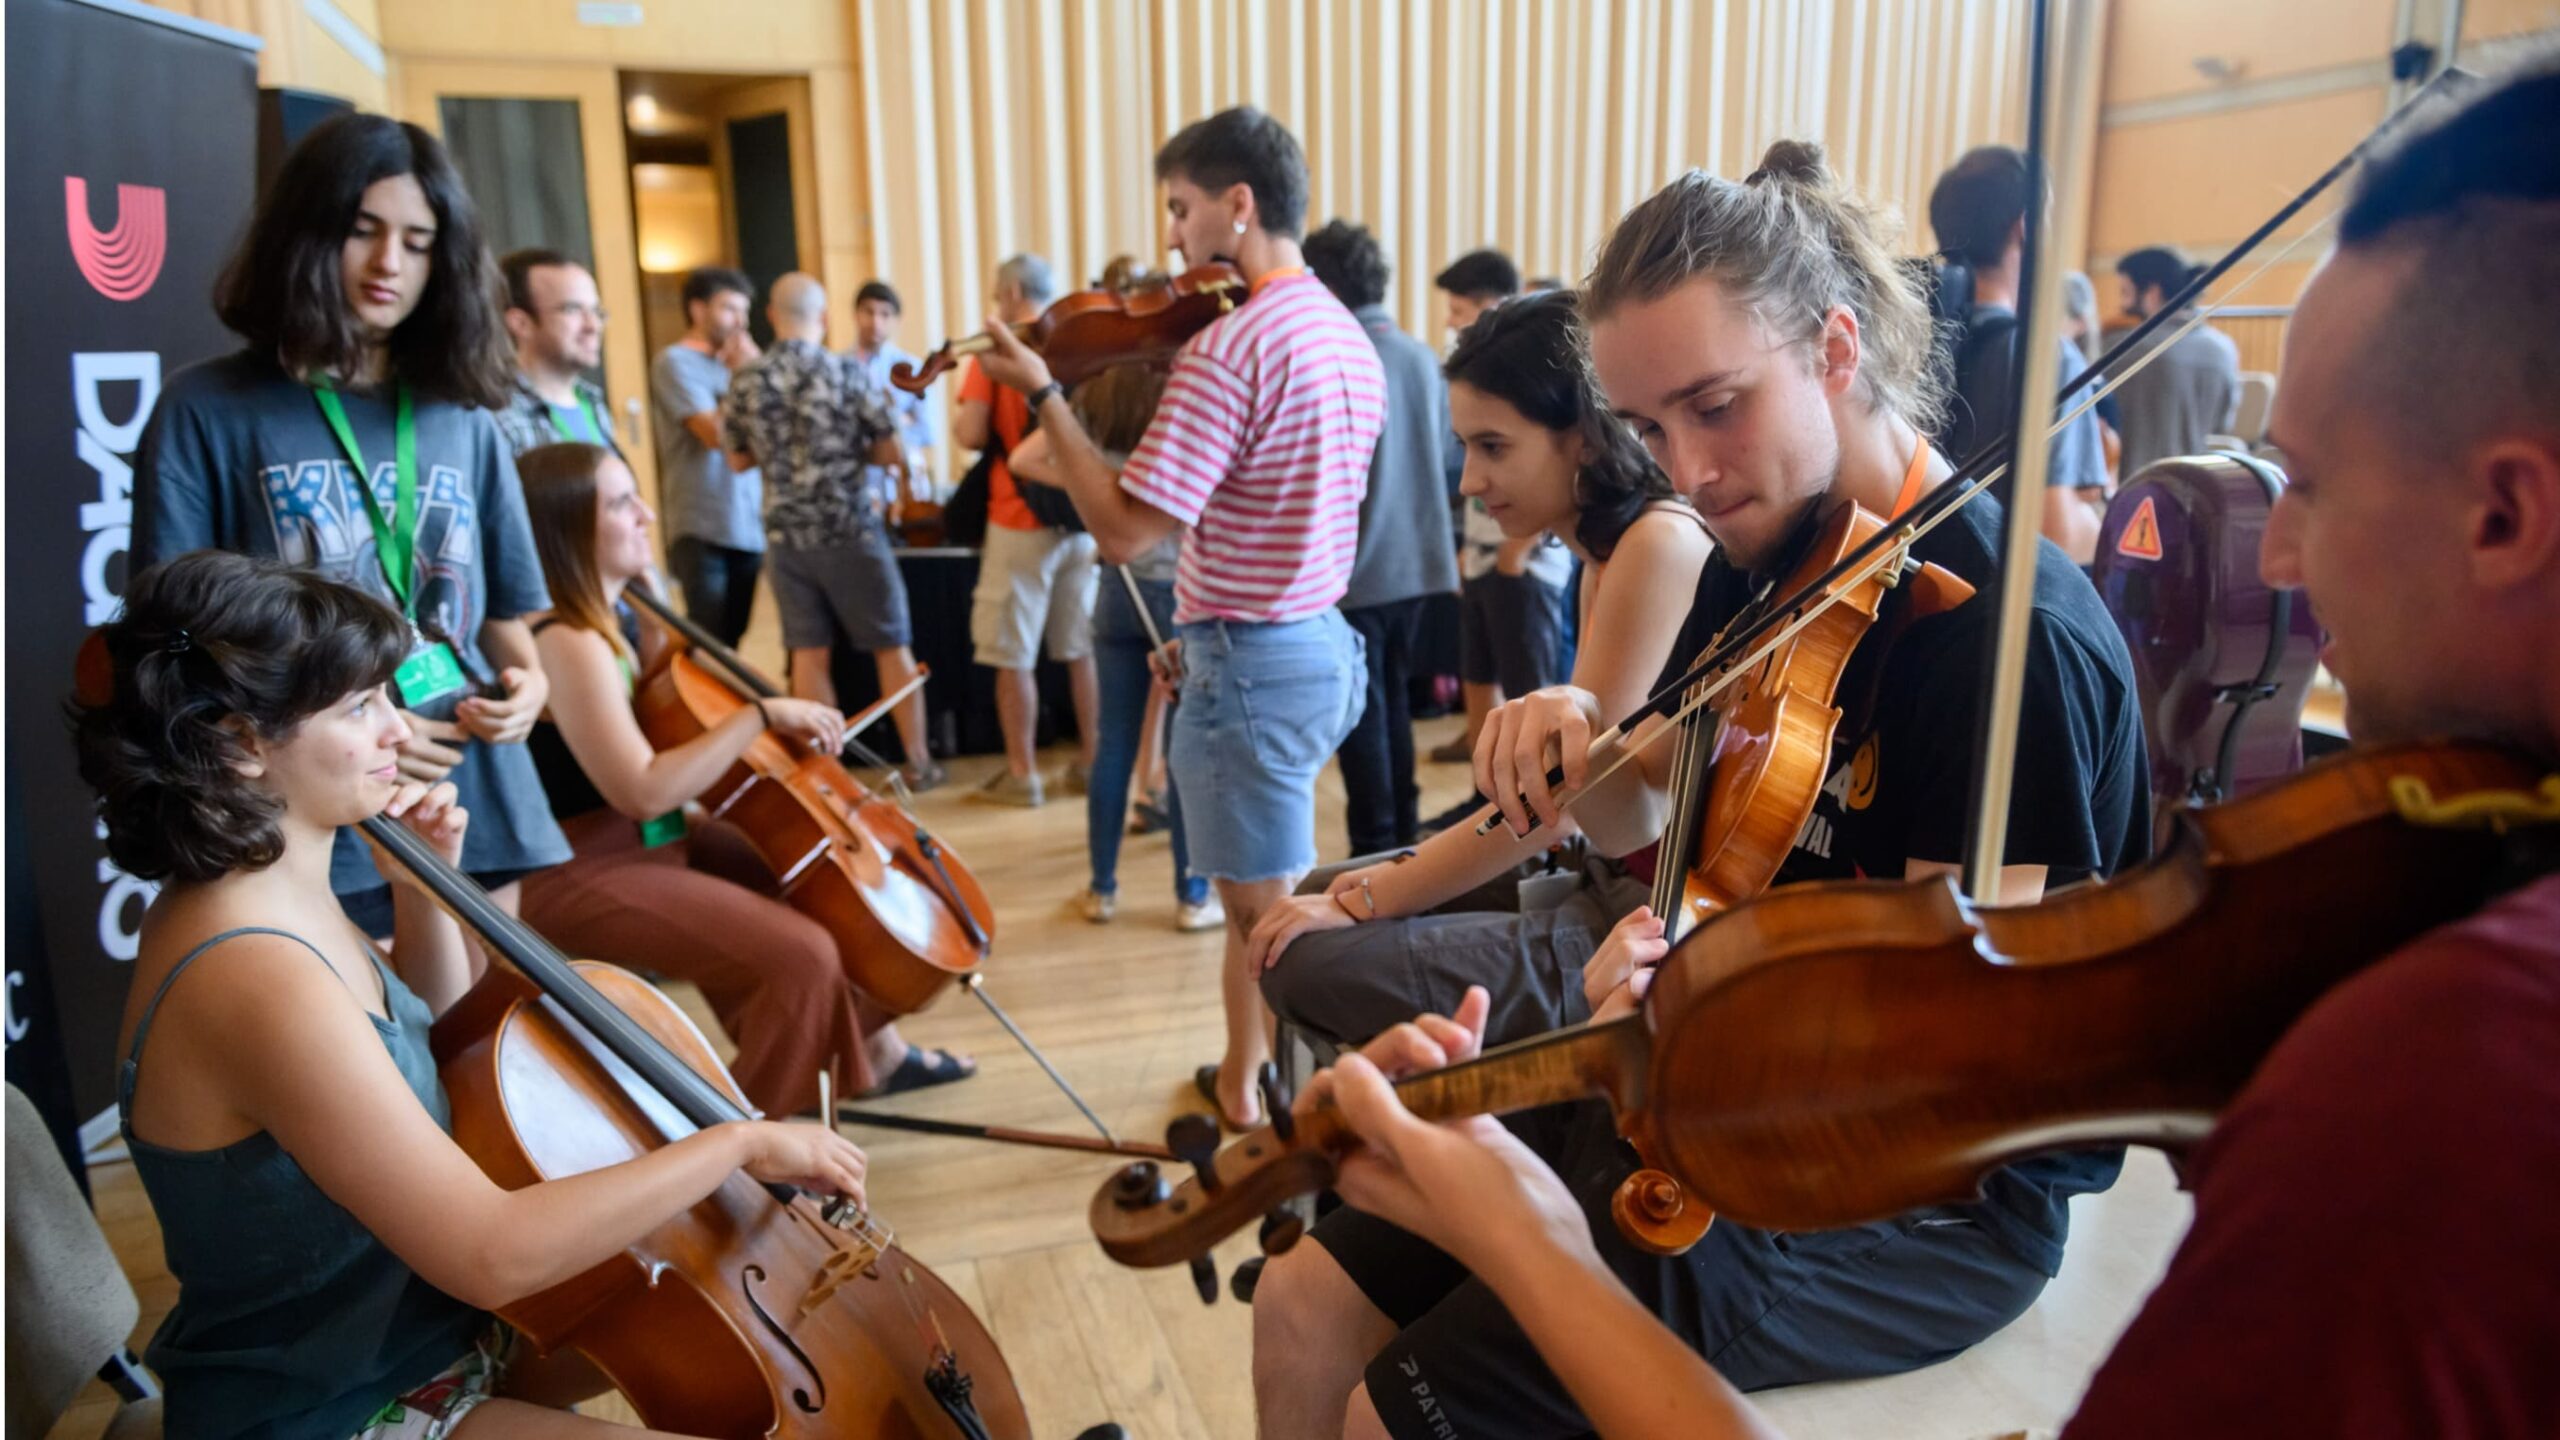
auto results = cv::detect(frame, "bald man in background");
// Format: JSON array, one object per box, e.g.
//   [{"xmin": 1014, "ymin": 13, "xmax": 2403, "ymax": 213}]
[{"xmin": 722, "ymin": 272, "xmax": 943, "ymax": 789}]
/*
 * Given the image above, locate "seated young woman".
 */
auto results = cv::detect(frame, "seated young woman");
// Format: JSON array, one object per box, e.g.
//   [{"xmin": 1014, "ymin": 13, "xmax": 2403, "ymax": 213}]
[
  {"xmin": 1243, "ymin": 289, "xmax": 1714, "ymax": 1100},
  {"xmin": 512, "ymin": 441, "xmax": 972, "ymax": 1111},
  {"xmin": 78, "ymin": 549, "xmax": 869, "ymax": 1440}
]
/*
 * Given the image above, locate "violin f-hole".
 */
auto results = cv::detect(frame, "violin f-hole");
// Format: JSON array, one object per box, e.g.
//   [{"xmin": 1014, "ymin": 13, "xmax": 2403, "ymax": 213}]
[{"xmin": 740, "ymin": 1264, "xmax": 829, "ymax": 1414}]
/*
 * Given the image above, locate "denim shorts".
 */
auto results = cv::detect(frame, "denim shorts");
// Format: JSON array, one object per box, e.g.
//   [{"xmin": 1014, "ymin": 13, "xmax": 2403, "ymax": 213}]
[{"xmin": 1169, "ymin": 611, "xmax": 1366, "ymax": 884}]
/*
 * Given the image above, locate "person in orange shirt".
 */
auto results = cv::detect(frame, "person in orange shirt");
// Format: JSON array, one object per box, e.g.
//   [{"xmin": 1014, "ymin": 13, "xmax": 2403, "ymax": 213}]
[{"xmin": 954, "ymin": 254, "xmax": 1102, "ymax": 807}]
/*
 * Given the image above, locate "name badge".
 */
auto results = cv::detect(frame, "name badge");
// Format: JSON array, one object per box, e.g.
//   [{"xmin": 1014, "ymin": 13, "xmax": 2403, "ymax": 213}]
[{"xmin": 394, "ymin": 640, "xmax": 466, "ymax": 707}]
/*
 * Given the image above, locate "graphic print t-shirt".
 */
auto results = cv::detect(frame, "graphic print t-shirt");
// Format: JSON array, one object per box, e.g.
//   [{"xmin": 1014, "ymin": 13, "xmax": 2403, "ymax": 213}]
[{"xmin": 134, "ymin": 349, "xmax": 569, "ymax": 895}]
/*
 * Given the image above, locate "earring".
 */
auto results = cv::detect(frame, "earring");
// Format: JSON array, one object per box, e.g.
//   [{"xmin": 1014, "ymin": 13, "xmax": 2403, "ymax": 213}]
[{"xmin": 1233, "ymin": 220, "xmax": 1248, "ymax": 235}]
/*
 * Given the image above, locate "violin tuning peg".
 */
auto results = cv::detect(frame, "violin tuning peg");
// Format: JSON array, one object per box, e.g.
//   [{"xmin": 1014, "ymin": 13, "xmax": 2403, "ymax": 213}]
[
  {"xmin": 1257, "ymin": 1061, "xmax": 1296, "ymax": 1143},
  {"xmin": 1188, "ymin": 1254, "xmax": 1219, "ymax": 1305},
  {"xmin": 1230, "ymin": 1255, "xmax": 1266, "ymax": 1305},
  {"xmin": 1109, "ymin": 1160, "xmax": 1169, "ymax": 1211},
  {"xmin": 1259, "ymin": 1207, "xmax": 1305, "ymax": 1256},
  {"xmin": 1165, "ymin": 1113, "xmax": 1224, "ymax": 1193}
]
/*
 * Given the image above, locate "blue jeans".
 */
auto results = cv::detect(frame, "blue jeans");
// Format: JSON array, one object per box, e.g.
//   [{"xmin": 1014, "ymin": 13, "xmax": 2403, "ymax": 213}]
[
  {"xmin": 1171, "ymin": 610, "xmax": 1367, "ymax": 884},
  {"xmin": 1090, "ymin": 577, "xmax": 1206, "ymax": 905}
]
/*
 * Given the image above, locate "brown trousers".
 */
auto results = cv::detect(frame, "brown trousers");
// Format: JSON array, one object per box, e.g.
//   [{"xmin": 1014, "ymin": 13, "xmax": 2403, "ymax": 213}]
[{"xmin": 520, "ymin": 809, "xmax": 884, "ymax": 1115}]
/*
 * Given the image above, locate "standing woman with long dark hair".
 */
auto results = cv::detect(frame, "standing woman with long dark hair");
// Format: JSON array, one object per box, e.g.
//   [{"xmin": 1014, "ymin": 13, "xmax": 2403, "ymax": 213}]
[{"xmin": 134, "ymin": 112, "xmax": 567, "ymax": 937}]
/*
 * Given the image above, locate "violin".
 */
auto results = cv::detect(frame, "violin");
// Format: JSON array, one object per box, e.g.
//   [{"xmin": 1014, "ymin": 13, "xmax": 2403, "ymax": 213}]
[
  {"xmin": 1491, "ymin": 499, "xmax": 1975, "ymax": 1253},
  {"xmin": 891, "ymin": 263, "xmax": 1247, "ymax": 395},
  {"xmin": 363, "ymin": 815, "xmax": 1031, "ymax": 1439},
  {"xmin": 1095, "ymin": 741, "xmax": 2558, "ymax": 1266},
  {"xmin": 622, "ymin": 584, "xmax": 995, "ymax": 1016}
]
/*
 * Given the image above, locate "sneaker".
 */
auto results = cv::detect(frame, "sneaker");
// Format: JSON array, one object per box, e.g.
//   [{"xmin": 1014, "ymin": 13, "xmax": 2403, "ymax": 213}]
[
  {"xmin": 1429, "ymin": 736, "xmax": 1475, "ymax": 764},
  {"xmin": 1176, "ymin": 895, "xmax": 1227, "ymax": 933},
  {"xmin": 1075, "ymin": 887, "xmax": 1117, "ymax": 923},
  {"xmin": 1061, "ymin": 761, "xmax": 1090, "ymax": 796},
  {"xmin": 902, "ymin": 758, "xmax": 949, "ymax": 794},
  {"xmin": 971, "ymin": 768, "xmax": 1045, "ymax": 807}
]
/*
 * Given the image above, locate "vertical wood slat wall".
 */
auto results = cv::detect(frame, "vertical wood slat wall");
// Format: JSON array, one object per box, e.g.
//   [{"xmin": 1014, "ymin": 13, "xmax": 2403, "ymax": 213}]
[{"xmin": 856, "ymin": 0, "xmax": 2037, "ymax": 354}]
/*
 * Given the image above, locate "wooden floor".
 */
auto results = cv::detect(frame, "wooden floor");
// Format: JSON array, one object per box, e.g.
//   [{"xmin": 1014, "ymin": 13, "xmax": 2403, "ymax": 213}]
[{"xmin": 54, "ymin": 711, "xmax": 2193, "ymax": 1439}]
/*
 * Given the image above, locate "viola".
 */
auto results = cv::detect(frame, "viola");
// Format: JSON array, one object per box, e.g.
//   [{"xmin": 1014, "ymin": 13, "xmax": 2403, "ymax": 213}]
[
  {"xmin": 623, "ymin": 585, "xmax": 996, "ymax": 1016},
  {"xmin": 1095, "ymin": 741, "xmax": 2558, "ymax": 1267},
  {"xmin": 891, "ymin": 263, "xmax": 1246, "ymax": 395},
  {"xmin": 362, "ymin": 815, "xmax": 1031, "ymax": 1439}
]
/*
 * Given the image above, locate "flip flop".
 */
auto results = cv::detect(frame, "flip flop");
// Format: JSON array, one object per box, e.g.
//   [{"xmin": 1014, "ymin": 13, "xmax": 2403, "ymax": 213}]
[
  {"xmin": 1193, "ymin": 1062, "xmax": 1259, "ymax": 1131},
  {"xmin": 871, "ymin": 1046, "xmax": 976, "ymax": 1096}
]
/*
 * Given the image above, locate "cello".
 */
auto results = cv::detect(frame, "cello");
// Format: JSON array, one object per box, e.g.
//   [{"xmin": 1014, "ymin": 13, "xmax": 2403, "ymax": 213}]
[
  {"xmin": 618, "ymin": 585, "xmax": 1128, "ymax": 1145},
  {"xmin": 621, "ymin": 584, "xmax": 994, "ymax": 1017},
  {"xmin": 1094, "ymin": 741, "xmax": 2560, "ymax": 1265},
  {"xmin": 361, "ymin": 814, "xmax": 1032, "ymax": 1439}
]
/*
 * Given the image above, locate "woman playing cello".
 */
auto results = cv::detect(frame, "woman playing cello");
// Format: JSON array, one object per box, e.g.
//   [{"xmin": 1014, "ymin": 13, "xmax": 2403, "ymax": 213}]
[
  {"xmin": 511, "ymin": 441, "xmax": 975, "ymax": 1108},
  {"xmin": 77, "ymin": 550, "xmax": 868, "ymax": 1439}
]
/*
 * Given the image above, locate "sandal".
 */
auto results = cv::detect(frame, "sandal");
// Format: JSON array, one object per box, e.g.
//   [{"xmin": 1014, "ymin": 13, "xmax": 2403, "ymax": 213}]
[
  {"xmin": 1193, "ymin": 1062, "xmax": 1259, "ymax": 1131},
  {"xmin": 871, "ymin": 1046, "xmax": 977, "ymax": 1096},
  {"xmin": 1129, "ymin": 790, "xmax": 1172, "ymax": 836}
]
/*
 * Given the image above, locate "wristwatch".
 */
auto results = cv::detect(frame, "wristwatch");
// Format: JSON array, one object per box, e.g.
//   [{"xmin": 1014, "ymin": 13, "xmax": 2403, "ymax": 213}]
[{"xmin": 1026, "ymin": 380, "xmax": 1066, "ymax": 411}]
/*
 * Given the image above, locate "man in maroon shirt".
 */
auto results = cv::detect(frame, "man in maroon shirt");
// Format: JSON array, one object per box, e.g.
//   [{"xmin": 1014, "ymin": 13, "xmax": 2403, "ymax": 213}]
[{"xmin": 1291, "ymin": 57, "xmax": 2560, "ymax": 1440}]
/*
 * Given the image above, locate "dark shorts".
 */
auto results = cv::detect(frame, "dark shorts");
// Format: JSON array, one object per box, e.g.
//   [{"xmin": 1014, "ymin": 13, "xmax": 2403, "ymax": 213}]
[
  {"xmin": 1457, "ymin": 570, "xmax": 1567, "ymax": 693},
  {"xmin": 1320, "ymin": 1101, "xmax": 2055, "ymax": 1440},
  {"xmin": 337, "ymin": 867, "xmax": 537, "ymax": 939},
  {"xmin": 768, "ymin": 528, "xmax": 913, "ymax": 652}
]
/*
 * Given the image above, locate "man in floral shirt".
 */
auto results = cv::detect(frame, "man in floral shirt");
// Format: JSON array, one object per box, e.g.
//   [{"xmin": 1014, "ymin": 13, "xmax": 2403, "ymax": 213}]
[{"xmin": 721, "ymin": 271, "xmax": 941, "ymax": 788}]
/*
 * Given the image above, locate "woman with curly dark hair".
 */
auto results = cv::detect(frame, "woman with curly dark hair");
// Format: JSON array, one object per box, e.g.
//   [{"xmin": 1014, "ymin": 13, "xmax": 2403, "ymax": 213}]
[
  {"xmin": 132, "ymin": 111, "xmax": 567, "ymax": 944},
  {"xmin": 78, "ymin": 550, "xmax": 866, "ymax": 1440},
  {"xmin": 1246, "ymin": 287, "xmax": 1712, "ymax": 1054}
]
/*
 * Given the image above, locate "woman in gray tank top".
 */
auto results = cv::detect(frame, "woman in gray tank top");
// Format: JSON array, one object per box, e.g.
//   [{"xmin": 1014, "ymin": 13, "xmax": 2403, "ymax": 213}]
[{"xmin": 76, "ymin": 551, "xmax": 869, "ymax": 1440}]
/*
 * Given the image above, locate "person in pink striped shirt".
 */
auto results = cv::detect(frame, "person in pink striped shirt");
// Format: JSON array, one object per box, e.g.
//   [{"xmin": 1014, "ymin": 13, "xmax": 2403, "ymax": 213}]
[{"xmin": 976, "ymin": 106, "xmax": 1387, "ymax": 1129}]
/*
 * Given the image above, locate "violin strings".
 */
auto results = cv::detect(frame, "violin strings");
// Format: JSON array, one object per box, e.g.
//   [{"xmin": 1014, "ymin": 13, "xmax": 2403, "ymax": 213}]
[{"xmin": 1547, "ymin": 205, "xmax": 2346, "ymax": 820}]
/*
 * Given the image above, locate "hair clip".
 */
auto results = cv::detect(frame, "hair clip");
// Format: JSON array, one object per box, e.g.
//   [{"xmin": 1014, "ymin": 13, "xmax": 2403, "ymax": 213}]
[{"xmin": 165, "ymin": 628, "xmax": 193, "ymax": 655}]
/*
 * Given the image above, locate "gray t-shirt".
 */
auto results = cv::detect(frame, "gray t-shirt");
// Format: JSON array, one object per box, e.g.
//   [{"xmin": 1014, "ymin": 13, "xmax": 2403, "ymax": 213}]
[
  {"xmin": 1342, "ymin": 304, "xmax": 1462, "ymax": 609},
  {"xmin": 650, "ymin": 343, "xmax": 764, "ymax": 552},
  {"xmin": 133, "ymin": 350, "xmax": 570, "ymax": 894},
  {"xmin": 2105, "ymin": 315, "xmax": 2241, "ymax": 477}
]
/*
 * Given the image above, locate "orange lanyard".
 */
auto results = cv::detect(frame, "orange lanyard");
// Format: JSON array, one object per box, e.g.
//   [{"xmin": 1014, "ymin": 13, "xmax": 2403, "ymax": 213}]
[
  {"xmin": 1248, "ymin": 265, "xmax": 1305, "ymax": 297},
  {"xmin": 1890, "ymin": 433, "xmax": 1932, "ymax": 519}
]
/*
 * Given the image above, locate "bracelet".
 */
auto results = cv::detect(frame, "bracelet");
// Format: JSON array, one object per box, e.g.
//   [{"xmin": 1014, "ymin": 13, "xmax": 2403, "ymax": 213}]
[
  {"xmin": 1026, "ymin": 380, "xmax": 1066, "ymax": 412},
  {"xmin": 1359, "ymin": 874, "xmax": 1381, "ymax": 919},
  {"xmin": 751, "ymin": 698, "xmax": 773, "ymax": 730}
]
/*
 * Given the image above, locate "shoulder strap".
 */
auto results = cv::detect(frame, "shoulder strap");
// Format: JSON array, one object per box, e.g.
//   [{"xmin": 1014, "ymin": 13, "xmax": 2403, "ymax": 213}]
[{"xmin": 119, "ymin": 926, "xmax": 336, "ymax": 1112}]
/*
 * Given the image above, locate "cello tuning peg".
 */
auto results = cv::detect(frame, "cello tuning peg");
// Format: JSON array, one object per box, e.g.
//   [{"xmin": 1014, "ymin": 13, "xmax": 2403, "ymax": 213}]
[
  {"xmin": 1165, "ymin": 1113, "xmax": 1224, "ymax": 1193},
  {"xmin": 1256, "ymin": 1061, "xmax": 1295, "ymax": 1142},
  {"xmin": 1188, "ymin": 1253, "xmax": 1219, "ymax": 1305}
]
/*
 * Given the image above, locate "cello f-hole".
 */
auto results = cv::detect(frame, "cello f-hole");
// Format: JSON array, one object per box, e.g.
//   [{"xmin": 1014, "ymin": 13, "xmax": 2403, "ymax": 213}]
[{"xmin": 740, "ymin": 1264, "xmax": 828, "ymax": 1414}]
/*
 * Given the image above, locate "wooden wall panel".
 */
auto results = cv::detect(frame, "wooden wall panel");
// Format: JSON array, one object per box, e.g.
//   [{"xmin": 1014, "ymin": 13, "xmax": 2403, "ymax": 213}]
[
  {"xmin": 846, "ymin": 0, "xmax": 2036, "ymax": 357},
  {"xmin": 2098, "ymin": 0, "xmax": 2396, "ymax": 106}
]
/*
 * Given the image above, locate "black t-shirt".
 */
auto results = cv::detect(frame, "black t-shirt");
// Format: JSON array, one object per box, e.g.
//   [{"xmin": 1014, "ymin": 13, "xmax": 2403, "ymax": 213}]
[{"xmin": 1660, "ymin": 491, "xmax": 2151, "ymax": 1273}]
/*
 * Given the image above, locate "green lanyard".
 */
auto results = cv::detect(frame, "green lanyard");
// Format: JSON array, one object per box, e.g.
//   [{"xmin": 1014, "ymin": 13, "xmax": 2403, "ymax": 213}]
[
  {"xmin": 546, "ymin": 396, "xmax": 608, "ymax": 446},
  {"xmin": 312, "ymin": 382, "xmax": 422, "ymax": 615}
]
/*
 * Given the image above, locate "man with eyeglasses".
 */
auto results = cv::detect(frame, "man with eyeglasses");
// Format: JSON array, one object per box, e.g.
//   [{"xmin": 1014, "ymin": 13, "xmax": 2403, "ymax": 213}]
[{"xmin": 494, "ymin": 247, "xmax": 625, "ymax": 462}]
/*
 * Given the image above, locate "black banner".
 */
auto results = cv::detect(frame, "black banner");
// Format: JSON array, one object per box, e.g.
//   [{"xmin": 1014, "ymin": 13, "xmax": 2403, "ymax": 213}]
[{"xmin": 4, "ymin": 0, "xmax": 261, "ymax": 1161}]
